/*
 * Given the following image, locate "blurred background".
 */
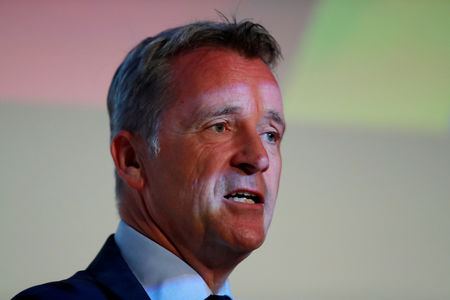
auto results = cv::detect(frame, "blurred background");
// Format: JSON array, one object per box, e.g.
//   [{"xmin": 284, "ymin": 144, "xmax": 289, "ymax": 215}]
[{"xmin": 1, "ymin": 0, "xmax": 449, "ymax": 299}]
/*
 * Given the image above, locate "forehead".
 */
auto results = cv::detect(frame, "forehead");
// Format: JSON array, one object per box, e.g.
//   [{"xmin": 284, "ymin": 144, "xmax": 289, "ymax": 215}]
[{"xmin": 168, "ymin": 47, "xmax": 282, "ymax": 114}]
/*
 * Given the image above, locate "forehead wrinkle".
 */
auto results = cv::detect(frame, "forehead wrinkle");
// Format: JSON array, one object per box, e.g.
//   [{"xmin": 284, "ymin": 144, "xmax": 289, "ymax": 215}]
[{"xmin": 195, "ymin": 84, "xmax": 251, "ymax": 114}]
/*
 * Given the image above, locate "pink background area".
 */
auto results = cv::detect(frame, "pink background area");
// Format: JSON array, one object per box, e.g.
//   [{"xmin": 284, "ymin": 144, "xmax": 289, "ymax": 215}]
[
  {"xmin": 0, "ymin": 0, "xmax": 237, "ymax": 106},
  {"xmin": 0, "ymin": 0, "xmax": 311, "ymax": 107}
]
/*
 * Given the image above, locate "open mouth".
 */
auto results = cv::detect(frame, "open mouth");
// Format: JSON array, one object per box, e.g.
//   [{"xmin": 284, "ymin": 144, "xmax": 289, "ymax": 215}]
[{"xmin": 224, "ymin": 191, "xmax": 262, "ymax": 204}]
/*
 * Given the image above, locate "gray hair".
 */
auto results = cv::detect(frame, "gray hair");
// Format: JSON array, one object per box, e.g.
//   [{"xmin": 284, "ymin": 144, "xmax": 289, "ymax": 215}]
[{"xmin": 107, "ymin": 18, "xmax": 282, "ymax": 201}]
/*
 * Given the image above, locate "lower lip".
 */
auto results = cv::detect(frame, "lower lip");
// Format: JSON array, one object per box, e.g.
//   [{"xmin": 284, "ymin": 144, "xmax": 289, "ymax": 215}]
[{"xmin": 222, "ymin": 197, "xmax": 264, "ymax": 210}]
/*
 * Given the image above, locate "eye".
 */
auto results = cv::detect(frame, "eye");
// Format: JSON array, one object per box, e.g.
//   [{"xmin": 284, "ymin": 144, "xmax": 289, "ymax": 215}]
[
  {"xmin": 263, "ymin": 131, "xmax": 280, "ymax": 143},
  {"xmin": 210, "ymin": 123, "xmax": 227, "ymax": 133}
]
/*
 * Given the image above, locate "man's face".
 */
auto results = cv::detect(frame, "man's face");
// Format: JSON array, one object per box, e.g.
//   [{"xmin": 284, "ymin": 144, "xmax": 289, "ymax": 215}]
[{"xmin": 140, "ymin": 47, "xmax": 284, "ymax": 256}]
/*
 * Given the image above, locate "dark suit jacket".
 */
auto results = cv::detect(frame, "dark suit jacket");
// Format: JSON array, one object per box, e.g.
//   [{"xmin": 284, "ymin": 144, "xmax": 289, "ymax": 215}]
[{"xmin": 13, "ymin": 235, "xmax": 150, "ymax": 300}]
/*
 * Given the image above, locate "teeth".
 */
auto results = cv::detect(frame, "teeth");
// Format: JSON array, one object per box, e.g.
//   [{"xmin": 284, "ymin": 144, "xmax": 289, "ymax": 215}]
[
  {"xmin": 230, "ymin": 197, "xmax": 255, "ymax": 204},
  {"xmin": 230, "ymin": 192, "xmax": 255, "ymax": 198},
  {"xmin": 225, "ymin": 191, "xmax": 260, "ymax": 204}
]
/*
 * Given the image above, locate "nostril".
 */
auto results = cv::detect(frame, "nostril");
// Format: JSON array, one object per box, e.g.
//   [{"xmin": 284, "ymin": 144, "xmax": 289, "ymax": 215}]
[{"xmin": 237, "ymin": 163, "xmax": 259, "ymax": 175}]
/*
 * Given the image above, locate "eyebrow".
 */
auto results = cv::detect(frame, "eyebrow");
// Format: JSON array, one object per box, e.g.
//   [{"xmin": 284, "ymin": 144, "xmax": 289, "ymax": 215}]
[
  {"xmin": 195, "ymin": 105, "xmax": 241, "ymax": 122},
  {"xmin": 210, "ymin": 106, "xmax": 241, "ymax": 118},
  {"xmin": 189, "ymin": 105, "xmax": 239, "ymax": 128},
  {"xmin": 267, "ymin": 110, "xmax": 286, "ymax": 131},
  {"xmin": 193, "ymin": 105, "xmax": 285, "ymax": 131}
]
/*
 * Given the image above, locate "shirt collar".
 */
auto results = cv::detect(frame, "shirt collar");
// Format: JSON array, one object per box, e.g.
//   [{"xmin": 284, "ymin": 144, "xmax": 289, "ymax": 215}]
[{"xmin": 115, "ymin": 221, "xmax": 233, "ymax": 300}]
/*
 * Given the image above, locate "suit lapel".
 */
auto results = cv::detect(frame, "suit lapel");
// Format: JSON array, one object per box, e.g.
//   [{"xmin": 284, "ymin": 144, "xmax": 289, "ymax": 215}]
[{"xmin": 87, "ymin": 235, "xmax": 150, "ymax": 300}]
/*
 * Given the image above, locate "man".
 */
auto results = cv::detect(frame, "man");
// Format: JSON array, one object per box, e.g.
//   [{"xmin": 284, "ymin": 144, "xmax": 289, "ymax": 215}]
[{"xmin": 14, "ymin": 18, "xmax": 285, "ymax": 300}]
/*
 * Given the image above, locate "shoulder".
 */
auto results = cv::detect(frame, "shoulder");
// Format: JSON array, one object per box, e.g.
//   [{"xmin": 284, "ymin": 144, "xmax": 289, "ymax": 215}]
[
  {"xmin": 12, "ymin": 235, "xmax": 148, "ymax": 300},
  {"xmin": 12, "ymin": 271, "xmax": 113, "ymax": 300}
]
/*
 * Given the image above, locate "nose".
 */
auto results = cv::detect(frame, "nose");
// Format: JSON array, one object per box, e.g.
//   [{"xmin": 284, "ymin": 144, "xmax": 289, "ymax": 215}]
[{"xmin": 230, "ymin": 130, "xmax": 269, "ymax": 175}]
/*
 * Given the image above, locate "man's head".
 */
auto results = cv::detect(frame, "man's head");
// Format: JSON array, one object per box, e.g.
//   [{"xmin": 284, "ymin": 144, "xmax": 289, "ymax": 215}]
[
  {"xmin": 108, "ymin": 18, "xmax": 284, "ymax": 283},
  {"xmin": 108, "ymin": 19, "xmax": 281, "ymax": 196}
]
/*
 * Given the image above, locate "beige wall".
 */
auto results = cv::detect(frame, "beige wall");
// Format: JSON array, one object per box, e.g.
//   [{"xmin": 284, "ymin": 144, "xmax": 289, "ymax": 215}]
[{"xmin": 1, "ymin": 103, "xmax": 449, "ymax": 299}]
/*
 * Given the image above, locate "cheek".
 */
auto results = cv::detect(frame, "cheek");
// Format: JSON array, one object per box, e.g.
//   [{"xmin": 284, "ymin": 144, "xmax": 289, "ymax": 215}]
[
  {"xmin": 264, "ymin": 151, "xmax": 282, "ymax": 206},
  {"xmin": 183, "ymin": 137, "xmax": 232, "ymax": 176},
  {"xmin": 165, "ymin": 140, "xmax": 227, "ymax": 204},
  {"xmin": 263, "ymin": 158, "xmax": 281, "ymax": 231},
  {"xmin": 267, "ymin": 148, "xmax": 282, "ymax": 181}
]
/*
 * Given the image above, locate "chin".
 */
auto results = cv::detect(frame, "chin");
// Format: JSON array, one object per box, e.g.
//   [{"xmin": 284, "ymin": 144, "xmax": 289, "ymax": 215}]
[{"xmin": 228, "ymin": 226, "xmax": 267, "ymax": 252}]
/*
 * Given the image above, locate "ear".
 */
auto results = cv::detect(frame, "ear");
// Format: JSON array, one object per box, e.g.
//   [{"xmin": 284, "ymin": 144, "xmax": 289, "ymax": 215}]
[{"xmin": 110, "ymin": 130, "xmax": 145, "ymax": 190}]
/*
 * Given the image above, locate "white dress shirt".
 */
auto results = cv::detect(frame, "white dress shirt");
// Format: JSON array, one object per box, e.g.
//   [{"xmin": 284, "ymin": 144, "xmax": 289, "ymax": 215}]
[{"xmin": 115, "ymin": 221, "xmax": 233, "ymax": 300}]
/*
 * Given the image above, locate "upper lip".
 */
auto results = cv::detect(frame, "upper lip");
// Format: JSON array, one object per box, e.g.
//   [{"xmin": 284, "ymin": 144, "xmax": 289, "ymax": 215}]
[{"xmin": 224, "ymin": 189, "xmax": 264, "ymax": 204}]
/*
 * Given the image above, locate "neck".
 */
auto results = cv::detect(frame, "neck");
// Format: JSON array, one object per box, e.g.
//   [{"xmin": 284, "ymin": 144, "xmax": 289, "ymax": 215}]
[
  {"xmin": 174, "ymin": 238, "xmax": 251, "ymax": 293},
  {"xmin": 119, "ymin": 192, "xmax": 250, "ymax": 293}
]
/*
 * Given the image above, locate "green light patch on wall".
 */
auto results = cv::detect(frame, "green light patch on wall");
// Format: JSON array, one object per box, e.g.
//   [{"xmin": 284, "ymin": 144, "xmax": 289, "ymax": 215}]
[{"xmin": 284, "ymin": 0, "xmax": 450, "ymax": 132}]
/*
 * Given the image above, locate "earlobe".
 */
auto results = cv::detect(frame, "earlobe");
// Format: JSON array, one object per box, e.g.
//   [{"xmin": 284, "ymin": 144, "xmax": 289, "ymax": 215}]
[{"xmin": 110, "ymin": 131, "xmax": 145, "ymax": 190}]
